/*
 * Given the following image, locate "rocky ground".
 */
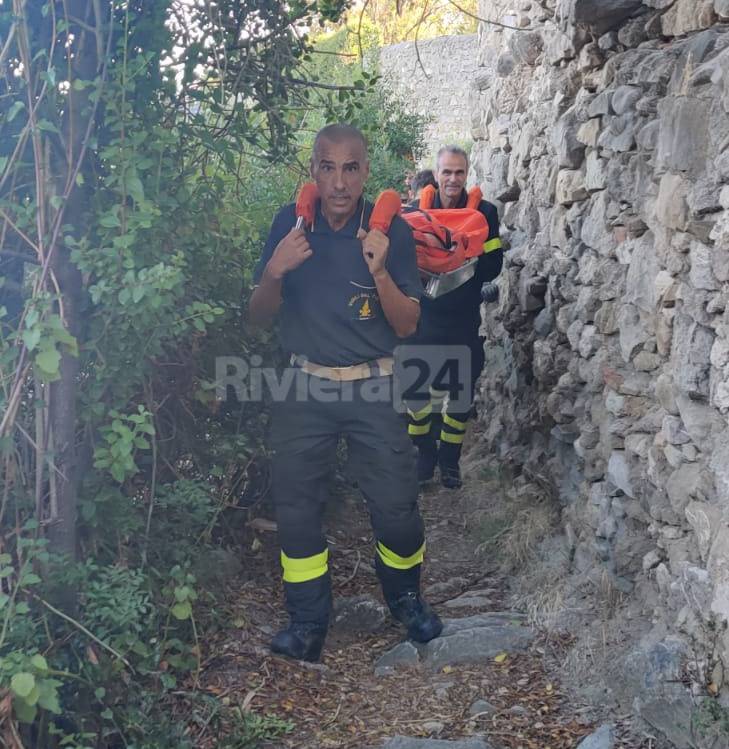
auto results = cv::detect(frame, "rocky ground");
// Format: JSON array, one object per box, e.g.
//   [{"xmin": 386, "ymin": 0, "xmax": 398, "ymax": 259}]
[{"xmin": 193, "ymin": 435, "xmax": 659, "ymax": 749}]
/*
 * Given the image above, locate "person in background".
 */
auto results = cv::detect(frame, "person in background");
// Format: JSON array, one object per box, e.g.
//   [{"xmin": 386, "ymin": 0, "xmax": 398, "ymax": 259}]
[
  {"xmin": 408, "ymin": 169, "xmax": 438, "ymax": 202},
  {"xmin": 406, "ymin": 145, "xmax": 503, "ymax": 489}
]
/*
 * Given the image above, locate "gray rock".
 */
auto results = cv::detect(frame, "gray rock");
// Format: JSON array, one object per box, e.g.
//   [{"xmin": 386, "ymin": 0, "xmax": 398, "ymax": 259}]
[
  {"xmin": 333, "ymin": 595, "xmax": 388, "ymax": 633},
  {"xmin": 509, "ymin": 31, "xmax": 544, "ymax": 67},
  {"xmin": 670, "ymin": 314, "xmax": 713, "ymax": 399},
  {"xmin": 442, "ymin": 592, "xmax": 493, "ymax": 610},
  {"xmin": 585, "ymin": 151, "xmax": 607, "ymax": 192},
  {"xmin": 468, "ymin": 699, "xmax": 497, "ymax": 717},
  {"xmin": 597, "ymin": 113, "xmax": 638, "ymax": 152},
  {"xmin": 440, "ymin": 613, "xmax": 526, "ymax": 637},
  {"xmin": 565, "ymin": 0, "xmax": 645, "ymax": 34},
  {"xmin": 607, "ymin": 451, "xmax": 636, "ymax": 498},
  {"xmin": 421, "ymin": 623, "xmax": 534, "ymax": 670},
  {"xmin": 617, "ymin": 17, "xmax": 648, "ymax": 48},
  {"xmin": 656, "ymin": 96, "xmax": 710, "ymax": 177},
  {"xmin": 381, "ymin": 738, "xmax": 493, "ymax": 749},
  {"xmin": 553, "ymin": 106, "xmax": 586, "ymax": 169},
  {"xmin": 666, "ymin": 463, "xmax": 710, "ymax": 515},
  {"xmin": 717, "ymin": 0, "xmax": 729, "ymax": 19},
  {"xmin": 618, "ymin": 304, "xmax": 649, "ymax": 362},
  {"xmin": 375, "ymin": 641, "xmax": 420, "ymax": 676},
  {"xmin": 656, "ymin": 173, "xmax": 690, "ymax": 231},
  {"xmin": 677, "ymin": 393, "xmax": 721, "ymax": 449},
  {"xmin": 556, "ymin": 169, "xmax": 588, "ymax": 205},
  {"xmin": 598, "ymin": 32, "xmax": 619, "ymax": 51},
  {"xmin": 424, "ymin": 578, "xmax": 468, "ymax": 598},
  {"xmin": 577, "ymin": 118, "xmax": 601, "ymax": 147},
  {"xmin": 587, "ymin": 90, "xmax": 613, "ymax": 118},
  {"xmin": 576, "ymin": 724, "xmax": 615, "ymax": 749},
  {"xmin": 611, "ymin": 85, "xmax": 641, "ymax": 115},
  {"xmin": 661, "ymin": 0, "xmax": 717, "ymax": 36}
]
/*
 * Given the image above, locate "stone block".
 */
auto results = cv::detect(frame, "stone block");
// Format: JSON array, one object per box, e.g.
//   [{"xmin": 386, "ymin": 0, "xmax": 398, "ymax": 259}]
[
  {"xmin": 655, "ymin": 173, "xmax": 690, "ymax": 231},
  {"xmin": 556, "ymin": 169, "xmax": 588, "ymax": 205},
  {"xmin": 564, "ymin": 0, "xmax": 645, "ymax": 35},
  {"xmin": 661, "ymin": 0, "xmax": 717, "ymax": 36},
  {"xmin": 670, "ymin": 314, "xmax": 713, "ymax": 398}
]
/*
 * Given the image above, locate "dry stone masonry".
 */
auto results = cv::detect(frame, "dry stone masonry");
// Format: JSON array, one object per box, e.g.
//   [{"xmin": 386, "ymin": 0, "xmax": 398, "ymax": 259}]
[
  {"xmin": 379, "ymin": 35, "xmax": 479, "ymax": 154},
  {"xmin": 464, "ymin": 0, "xmax": 729, "ymax": 743}
]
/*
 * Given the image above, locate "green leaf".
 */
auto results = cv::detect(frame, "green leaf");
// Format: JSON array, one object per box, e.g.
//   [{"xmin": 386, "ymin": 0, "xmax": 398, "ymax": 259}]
[
  {"xmin": 99, "ymin": 213, "xmax": 120, "ymax": 228},
  {"xmin": 20, "ymin": 572, "xmax": 41, "ymax": 586},
  {"xmin": 11, "ymin": 672, "xmax": 36, "ymax": 699},
  {"xmin": 37, "ymin": 119, "xmax": 60, "ymax": 134},
  {"xmin": 35, "ymin": 348, "xmax": 61, "ymax": 378},
  {"xmin": 30, "ymin": 654, "xmax": 48, "ymax": 673},
  {"xmin": 75, "ymin": 172, "xmax": 85, "ymax": 187},
  {"xmin": 37, "ymin": 683, "xmax": 61, "ymax": 714},
  {"xmin": 0, "ymin": 593, "xmax": 9, "ymax": 609},
  {"xmin": 14, "ymin": 698, "xmax": 37, "ymax": 724},
  {"xmin": 0, "ymin": 566, "xmax": 14, "ymax": 579},
  {"xmin": 170, "ymin": 601, "xmax": 192, "ymax": 620},
  {"xmin": 7, "ymin": 101, "xmax": 25, "ymax": 123},
  {"xmin": 126, "ymin": 175, "xmax": 145, "ymax": 203},
  {"xmin": 22, "ymin": 327, "xmax": 42, "ymax": 351},
  {"xmin": 15, "ymin": 602, "xmax": 30, "ymax": 615},
  {"xmin": 174, "ymin": 586, "xmax": 191, "ymax": 602},
  {"xmin": 0, "ymin": 156, "xmax": 7, "ymax": 174}
]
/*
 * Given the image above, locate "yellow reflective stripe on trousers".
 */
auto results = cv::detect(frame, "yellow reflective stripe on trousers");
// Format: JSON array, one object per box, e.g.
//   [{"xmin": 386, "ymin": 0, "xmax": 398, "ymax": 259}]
[
  {"xmin": 483, "ymin": 237, "xmax": 502, "ymax": 254},
  {"xmin": 407, "ymin": 402, "xmax": 432, "ymax": 421},
  {"xmin": 376, "ymin": 541, "xmax": 425, "ymax": 570},
  {"xmin": 408, "ymin": 423, "xmax": 431, "ymax": 436},
  {"xmin": 281, "ymin": 549, "xmax": 328, "ymax": 583},
  {"xmin": 443, "ymin": 413, "xmax": 467, "ymax": 431},
  {"xmin": 440, "ymin": 430, "xmax": 465, "ymax": 445}
]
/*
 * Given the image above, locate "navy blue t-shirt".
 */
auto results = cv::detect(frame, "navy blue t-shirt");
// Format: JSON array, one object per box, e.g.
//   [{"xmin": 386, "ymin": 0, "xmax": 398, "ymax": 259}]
[{"xmin": 253, "ymin": 198, "xmax": 421, "ymax": 367}]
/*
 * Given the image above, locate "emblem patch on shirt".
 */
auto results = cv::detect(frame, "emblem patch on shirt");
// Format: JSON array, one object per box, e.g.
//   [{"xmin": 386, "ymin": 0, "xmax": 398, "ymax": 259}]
[{"xmin": 348, "ymin": 290, "xmax": 379, "ymax": 320}]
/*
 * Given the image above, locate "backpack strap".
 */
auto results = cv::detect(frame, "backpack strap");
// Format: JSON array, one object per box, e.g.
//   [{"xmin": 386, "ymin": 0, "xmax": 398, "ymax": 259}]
[
  {"xmin": 418, "ymin": 184, "xmax": 437, "ymax": 210},
  {"xmin": 369, "ymin": 189, "xmax": 402, "ymax": 234},
  {"xmin": 466, "ymin": 186, "xmax": 482, "ymax": 210}
]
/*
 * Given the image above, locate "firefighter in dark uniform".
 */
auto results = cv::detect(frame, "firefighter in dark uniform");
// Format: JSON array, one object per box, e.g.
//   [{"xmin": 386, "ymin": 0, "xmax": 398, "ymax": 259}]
[
  {"xmin": 248, "ymin": 124, "xmax": 442, "ymax": 662},
  {"xmin": 407, "ymin": 145, "xmax": 503, "ymax": 489}
]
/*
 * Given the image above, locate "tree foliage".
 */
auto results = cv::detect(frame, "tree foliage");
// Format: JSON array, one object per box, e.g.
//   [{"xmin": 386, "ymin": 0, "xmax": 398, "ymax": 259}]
[{"xmin": 0, "ymin": 0, "xmax": 428, "ymax": 744}]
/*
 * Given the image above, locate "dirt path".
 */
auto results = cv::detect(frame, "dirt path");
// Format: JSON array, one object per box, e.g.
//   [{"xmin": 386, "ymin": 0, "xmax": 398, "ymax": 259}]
[{"xmin": 196, "ymin": 438, "xmax": 651, "ymax": 749}]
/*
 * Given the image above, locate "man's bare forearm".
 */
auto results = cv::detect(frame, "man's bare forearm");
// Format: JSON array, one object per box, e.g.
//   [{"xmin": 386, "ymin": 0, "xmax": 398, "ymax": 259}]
[
  {"xmin": 373, "ymin": 269, "xmax": 420, "ymax": 338},
  {"xmin": 248, "ymin": 266, "xmax": 284, "ymax": 327}
]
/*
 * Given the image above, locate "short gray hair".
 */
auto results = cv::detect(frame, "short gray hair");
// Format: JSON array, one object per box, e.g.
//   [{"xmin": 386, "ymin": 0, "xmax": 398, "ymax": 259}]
[
  {"xmin": 312, "ymin": 123, "xmax": 368, "ymax": 162},
  {"xmin": 435, "ymin": 145, "xmax": 469, "ymax": 171}
]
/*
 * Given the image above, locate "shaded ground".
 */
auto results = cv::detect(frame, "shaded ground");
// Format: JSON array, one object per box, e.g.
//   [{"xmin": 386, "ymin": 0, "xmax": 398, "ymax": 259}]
[{"xmin": 193, "ymin": 436, "xmax": 654, "ymax": 749}]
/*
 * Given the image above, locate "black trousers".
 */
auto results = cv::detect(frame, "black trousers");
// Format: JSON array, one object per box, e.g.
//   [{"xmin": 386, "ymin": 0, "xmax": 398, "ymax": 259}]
[
  {"xmin": 270, "ymin": 372, "xmax": 425, "ymax": 624},
  {"xmin": 406, "ymin": 321, "xmax": 485, "ymax": 450}
]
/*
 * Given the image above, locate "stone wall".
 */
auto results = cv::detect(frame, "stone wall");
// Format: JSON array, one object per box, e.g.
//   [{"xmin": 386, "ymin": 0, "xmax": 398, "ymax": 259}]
[
  {"xmin": 469, "ymin": 0, "xmax": 729, "ymax": 743},
  {"xmin": 379, "ymin": 34, "xmax": 479, "ymax": 158}
]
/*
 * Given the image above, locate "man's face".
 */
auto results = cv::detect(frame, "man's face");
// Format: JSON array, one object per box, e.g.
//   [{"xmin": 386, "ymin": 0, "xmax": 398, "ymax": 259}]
[
  {"xmin": 310, "ymin": 137, "xmax": 369, "ymax": 226},
  {"xmin": 436, "ymin": 152, "xmax": 468, "ymax": 204}
]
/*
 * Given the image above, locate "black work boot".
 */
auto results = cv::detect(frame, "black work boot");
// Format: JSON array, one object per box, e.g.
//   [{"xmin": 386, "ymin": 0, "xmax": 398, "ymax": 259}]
[
  {"xmin": 416, "ymin": 439, "xmax": 438, "ymax": 484},
  {"xmin": 270, "ymin": 621, "xmax": 327, "ymax": 662},
  {"xmin": 438, "ymin": 441, "xmax": 462, "ymax": 489},
  {"xmin": 386, "ymin": 591, "xmax": 443, "ymax": 643}
]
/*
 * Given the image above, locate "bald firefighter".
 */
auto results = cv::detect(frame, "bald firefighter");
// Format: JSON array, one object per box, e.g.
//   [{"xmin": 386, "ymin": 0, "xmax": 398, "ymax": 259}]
[{"xmin": 248, "ymin": 124, "xmax": 442, "ymax": 662}]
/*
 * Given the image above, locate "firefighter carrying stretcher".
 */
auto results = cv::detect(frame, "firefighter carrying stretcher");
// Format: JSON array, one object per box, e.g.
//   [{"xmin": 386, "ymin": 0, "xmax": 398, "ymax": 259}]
[
  {"xmin": 248, "ymin": 124, "xmax": 442, "ymax": 662},
  {"xmin": 405, "ymin": 145, "xmax": 503, "ymax": 489}
]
